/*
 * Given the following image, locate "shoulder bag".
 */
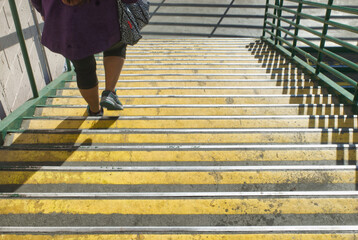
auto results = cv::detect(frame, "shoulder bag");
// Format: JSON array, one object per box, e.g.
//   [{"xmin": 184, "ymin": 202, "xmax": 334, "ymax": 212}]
[{"xmin": 117, "ymin": 0, "xmax": 150, "ymax": 45}]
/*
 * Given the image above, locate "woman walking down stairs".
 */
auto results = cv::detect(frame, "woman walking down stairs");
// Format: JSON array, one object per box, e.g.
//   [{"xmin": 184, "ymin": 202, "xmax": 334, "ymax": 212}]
[{"xmin": 0, "ymin": 38, "xmax": 358, "ymax": 239}]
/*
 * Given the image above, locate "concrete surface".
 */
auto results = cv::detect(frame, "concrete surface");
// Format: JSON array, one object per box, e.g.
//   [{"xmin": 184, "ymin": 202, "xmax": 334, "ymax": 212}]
[{"xmin": 1, "ymin": 0, "xmax": 357, "ymax": 119}]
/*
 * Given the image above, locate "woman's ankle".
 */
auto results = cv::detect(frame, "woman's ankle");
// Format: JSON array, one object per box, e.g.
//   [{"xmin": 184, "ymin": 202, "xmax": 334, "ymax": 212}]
[{"xmin": 89, "ymin": 105, "xmax": 101, "ymax": 113}]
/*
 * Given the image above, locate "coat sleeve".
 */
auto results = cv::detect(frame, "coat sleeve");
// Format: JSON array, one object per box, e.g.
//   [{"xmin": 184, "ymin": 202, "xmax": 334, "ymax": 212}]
[{"xmin": 30, "ymin": 0, "xmax": 43, "ymax": 15}]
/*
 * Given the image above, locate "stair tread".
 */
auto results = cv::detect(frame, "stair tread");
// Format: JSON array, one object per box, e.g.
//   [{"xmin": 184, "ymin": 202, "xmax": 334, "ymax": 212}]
[{"xmin": 2, "ymin": 37, "xmax": 356, "ymax": 234}]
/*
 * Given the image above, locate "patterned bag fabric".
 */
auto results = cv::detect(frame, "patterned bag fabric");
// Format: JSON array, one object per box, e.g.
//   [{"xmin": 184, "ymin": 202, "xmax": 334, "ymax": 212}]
[{"xmin": 117, "ymin": 0, "xmax": 150, "ymax": 45}]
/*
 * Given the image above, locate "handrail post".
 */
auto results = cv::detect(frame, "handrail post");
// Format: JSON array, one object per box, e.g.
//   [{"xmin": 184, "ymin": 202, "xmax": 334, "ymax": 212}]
[
  {"xmin": 271, "ymin": 0, "xmax": 279, "ymax": 40},
  {"xmin": 354, "ymin": 87, "xmax": 358, "ymax": 113},
  {"xmin": 291, "ymin": 0, "xmax": 303, "ymax": 58},
  {"xmin": 66, "ymin": 59, "xmax": 72, "ymax": 72},
  {"xmin": 315, "ymin": 0, "xmax": 333, "ymax": 76},
  {"xmin": 8, "ymin": 0, "xmax": 39, "ymax": 98},
  {"xmin": 274, "ymin": 0, "xmax": 284, "ymax": 46},
  {"xmin": 262, "ymin": 0, "xmax": 270, "ymax": 37}
]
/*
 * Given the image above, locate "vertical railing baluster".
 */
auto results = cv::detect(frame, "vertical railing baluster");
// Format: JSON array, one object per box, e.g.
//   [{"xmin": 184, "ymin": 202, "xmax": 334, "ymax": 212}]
[
  {"xmin": 66, "ymin": 59, "xmax": 72, "ymax": 72},
  {"xmin": 8, "ymin": 0, "xmax": 39, "ymax": 98},
  {"xmin": 275, "ymin": 0, "xmax": 284, "ymax": 46},
  {"xmin": 271, "ymin": 0, "xmax": 279, "ymax": 40},
  {"xmin": 354, "ymin": 86, "xmax": 358, "ymax": 112},
  {"xmin": 315, "ymin": 0, "xmax": 333, "ymax": 75},
  {"xmin": 262, "ymin": 0, "xmax": 270, "ymax": 37},
  {"xmin": 292, "ymin": 0, "xmax": 303, "ymax": 58}
]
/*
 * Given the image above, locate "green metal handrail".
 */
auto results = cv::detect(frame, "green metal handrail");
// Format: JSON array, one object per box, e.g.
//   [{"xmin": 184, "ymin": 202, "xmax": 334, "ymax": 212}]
[
  {"xmin": 0, "ymin": 1, "xmax": 74, "ymax": 145},
  {"xmin": 8, "ymin": 0, "xmax": 38, "ymax": 98},
  {"xmin": 7, "ymin": 0, "xmax": 72, "ymax": 99},
  {"xmin": 262, "ymin": 0, "xmax": 358, "ymax": 108}
]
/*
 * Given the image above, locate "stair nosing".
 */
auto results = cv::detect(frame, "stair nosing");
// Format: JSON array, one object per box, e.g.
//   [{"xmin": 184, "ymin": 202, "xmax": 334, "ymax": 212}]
[
  {"xmin": 1, "ymin": 225, "xmax": 358, "ymax": 233},
  {"xmin": 1, "ymin": 165, "xmax": 356, "ymax": 172}
]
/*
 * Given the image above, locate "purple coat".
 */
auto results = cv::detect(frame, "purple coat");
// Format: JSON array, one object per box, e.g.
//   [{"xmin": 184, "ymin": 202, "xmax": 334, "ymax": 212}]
[{"xmin": 31, "ymin": 0, "xmax": 137, "ymax": 60}]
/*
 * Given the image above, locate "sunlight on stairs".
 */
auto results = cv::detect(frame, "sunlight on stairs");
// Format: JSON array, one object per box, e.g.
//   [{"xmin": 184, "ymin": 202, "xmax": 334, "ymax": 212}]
[{"xmin": 0, "ymin": 38, "xmax": 358, "ymax": 239}]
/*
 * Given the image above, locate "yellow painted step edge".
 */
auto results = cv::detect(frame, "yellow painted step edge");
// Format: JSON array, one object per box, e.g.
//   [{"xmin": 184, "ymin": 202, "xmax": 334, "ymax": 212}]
[
  {"xmin": 1, "ymin": 234, "xmax": 358, "ymax": 240},
  {"xmin": 0, "ymin": 198, "xmax": 357, "ymax": 214},
  {"xmin": 8, "ymin": 132, "xmax": 358, "ymax": 144},
  {"xmin": 1, "ymin": 171, "xmax": 355, "ymax": 185},
  {"xmin": 0, "ymin": 148, "xmax": 356, "ymax": 162}
]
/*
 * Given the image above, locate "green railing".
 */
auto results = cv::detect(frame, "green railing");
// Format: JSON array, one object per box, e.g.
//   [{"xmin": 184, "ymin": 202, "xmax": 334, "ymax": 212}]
[
  {"xmin": 262, "ymin": 0, "xmax": 358, "ymax": 110},
  {"xmin": 8, "ymin": 0, "xmax": 39, "ymax": 98},
  {"xmin": 0, "ymin": 0, "xmax": 73, "ymax": 145},
  {"xmin": 8, "ymin": 0, "xmax": 72, "ymax": 98}
]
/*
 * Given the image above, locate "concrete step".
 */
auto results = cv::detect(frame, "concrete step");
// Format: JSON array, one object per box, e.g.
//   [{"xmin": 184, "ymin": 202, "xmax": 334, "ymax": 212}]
[
  {"xmin": 0, "ymin": 144, "xmax": 357, "ymax": 164},
  {"xmin": 1, "ymin": 165, "xmax": 356, "ymax": 192},
  {"xmin": 23, "ymin": 115, "xmax": 358, "ymax": 129},
  {"xmin": 6, "ymin": 128, "xmax": 358, "ymax": 145},
  {"xmin": 44, "ymin": 102, "xmax": 351, "ymax": 116},
  {"xmin": 46, "ymin": 95, "xmax": 337, "ymax": 105},
  {"xmin": 35, "ymin": 104, "xmax": 354, "ymax": 117},
  {"xmin": 3, "ymin": 37, "xmax": 358, "ymax": 236},
  {"xmin": 98, "ymin": 73, "xmax": 306, "ymax": 80},
  {"xmin": 124, "ymin": 46, "xmax": 273, "ymax": 51},
  {"xmin": 97, "ymin": 68, "xmax": 302, "ymax": 75},
  {"xmin": 98, "ymin": 58, "xmax": 291, "ymax": 64},
  {"xmin": 1, "ymin": 228, "xmax": 358, "ymax": 239},
  {"xmin": 98, "ymin": 63, "xmax": 296, "ymax": 69},
  {"xmin": 65, "ymin": 79, "xmax": 315, "ymax": 88},
  {"xmin": 56, "ymin": 86, "xmax": 324, "ymax": 97},
  {"xmin": 104, "ymin": 54, "xmax": 288, "ymax": 60},
  {"xmin": 0, "ymin": 193, "xmax": 357, "ymax": 228}
]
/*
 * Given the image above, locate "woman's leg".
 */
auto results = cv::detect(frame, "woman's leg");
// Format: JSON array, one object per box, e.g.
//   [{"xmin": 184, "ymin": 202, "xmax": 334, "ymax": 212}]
[
  {"xmin": 103, "ymin": 56, "xmax": 125, "ymax": 92},
  {"xmin": 72, "ymin": 55, "xmax": 101, "ymax": 113},
  {"xmin": 99, "ymin": 42, "xmax": 127, "ymax": 110},
  {"xmin": 79, "ymin": 86, "xmax": 100, "ymax": 113}
]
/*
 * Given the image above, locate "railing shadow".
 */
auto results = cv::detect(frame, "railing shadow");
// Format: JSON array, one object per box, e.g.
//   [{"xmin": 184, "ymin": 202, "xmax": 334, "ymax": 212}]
[
  {"xmin": 0, "ymin": 111, "xmax": 118, "ymax": 193},
  {"xmin": 247, "ymin": 40, "xmax": 357, "ymax": 167}
]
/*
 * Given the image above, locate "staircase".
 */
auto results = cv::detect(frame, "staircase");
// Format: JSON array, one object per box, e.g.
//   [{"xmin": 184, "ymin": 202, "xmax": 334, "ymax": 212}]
[{"xmin": 1, "ymin": 38, "xmax": 357, "ymax": 239}]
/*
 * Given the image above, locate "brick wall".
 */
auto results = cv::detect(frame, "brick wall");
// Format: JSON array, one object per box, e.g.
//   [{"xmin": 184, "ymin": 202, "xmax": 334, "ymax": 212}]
[{"xmin": 0, "ymin": 0, "xmax": 64, "ymax": 119}]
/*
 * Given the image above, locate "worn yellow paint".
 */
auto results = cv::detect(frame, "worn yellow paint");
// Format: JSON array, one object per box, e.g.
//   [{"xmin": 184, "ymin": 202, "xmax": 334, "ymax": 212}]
[
  {"xmin": 100, "ymin": 59, "xmax": 289, "ymax": 64},
  {"xmin": 1, "ymin": 171, "xmax": 356, "ymax": 185},
  {"xmin": 135, "ymin": 39, "xmax": 252, "ymax": 42},
  {"xmin": 37, "ymin": 107, "xmax": 336, "ymax": 117},
  {"xmin": 26, "ymin": 118, "xmax": 356, "ymax": 130},
  {"xmin": 58, "ymin": 88, "xmax": 321, "ymax": 97},
  {"xmin": 125, "ymin": 46, "xmax": 271, "ymax": 50},
  {"xmin": 9, "ymin": 131, "xmax": 358, "ymax": 145},
  {"xmin": 127, "ymin": 47, "xmax": 266, "ymax": 50},
  {"xmin": 126, "ymin": 45, "xmax": 270, "ymax": 48},
  {"xmin": 1, "ymin": 198, "xmax": 357, "ymax": 214},
  {"xmin": 114, "ymin": 55, "xmax": 285, "ymax": 61},
  {"xmin": 124, "ymin": 52, "xmax": 280, "ymax": 56},
  {"xmin": 1, "ymin": 234, "xmax": 358, "ymax": 240},
  {"xmin": 111, "ymin": 64, "xmax": 295, "ymax": 69},
  {"xmin": 0, "ymin": 149, "xmax": 355, "ymax": 162},
  {"xmin": 50, "ymin": 99, "xmax": 341, "ymax": 113},
  {"xmin": 97, "ymin": 69, "xmax": 301, "ymax": 75},
  {"xmin": 66, "ymin": 80, "xmax": 313, "ymax": 88},
  {"xmin": 48, "ymin": 96, "xmax": 333, "ymax": 106},
  {"xmin": 138, "ymin": 47, "xmax": 263, "ymax": 51},
  {"xmin": 49, "ymin": 95, "xmax": 333, "ymax": 105},
  {"xmin": 98, "ymin": 74, "xmax": 304, "ymax": 81}
]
